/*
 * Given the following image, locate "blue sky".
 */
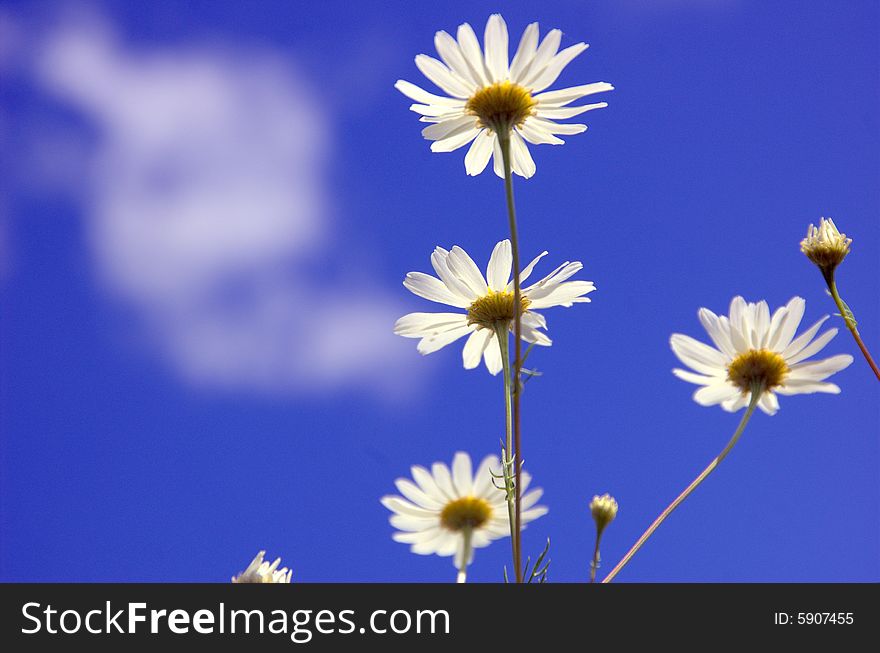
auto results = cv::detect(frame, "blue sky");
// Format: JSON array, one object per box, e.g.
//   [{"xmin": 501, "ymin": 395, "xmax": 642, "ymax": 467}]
[{"xmin": 1, "ymin": 0, "xmax": 877, "ymax": 582}]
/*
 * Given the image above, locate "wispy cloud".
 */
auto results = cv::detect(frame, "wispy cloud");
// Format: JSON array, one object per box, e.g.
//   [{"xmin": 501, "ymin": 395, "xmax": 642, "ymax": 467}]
[{"xmin": 7, "ymin": 11, "xmax": 418, "ymax": 398}]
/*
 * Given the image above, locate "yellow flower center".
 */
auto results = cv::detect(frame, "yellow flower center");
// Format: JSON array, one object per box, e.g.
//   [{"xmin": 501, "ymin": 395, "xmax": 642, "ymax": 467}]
[
  {"xmin": 726, "ymin": 349, "xmax": 789, "ymax": 393},
  {"xmin": 440, "ymin": 497, "xmax": 493, "ymax": 532},
  {"xmin": 466, "ymin": 290, "xmax": 531, "ymax": 329},
  {"xmin": 466, "ymin": 81, "xmax": 537, "ymax": 131}
]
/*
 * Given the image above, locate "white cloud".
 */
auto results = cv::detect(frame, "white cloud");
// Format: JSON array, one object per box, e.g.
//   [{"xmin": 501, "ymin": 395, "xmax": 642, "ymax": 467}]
[{"xmin": 23, "ymin": 14, "xmax": 418, "ymax": 398}]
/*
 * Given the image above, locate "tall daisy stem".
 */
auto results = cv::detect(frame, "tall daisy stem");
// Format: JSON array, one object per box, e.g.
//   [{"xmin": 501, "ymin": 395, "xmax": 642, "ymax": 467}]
[
  {"xmin": 457, "ymin": 527, "xmax": 473, "ymax": 584},
  {"xmin": 497, "ymin": 129, "xmax": 524, "ymax": 584},
  {"xmin": 589, "ymin": 535, "xmax": 602, "ymax": 583},
  {"xmin": 602, "ymin": 386, "xmax": 763, "ymax": 583},
  {"xmin": 494, "ymin": 323, "xmax": 518, "ymax": 578},
  {"xmin": 825, "ymin": 273, "xmax": 880, "ymax": 381}
]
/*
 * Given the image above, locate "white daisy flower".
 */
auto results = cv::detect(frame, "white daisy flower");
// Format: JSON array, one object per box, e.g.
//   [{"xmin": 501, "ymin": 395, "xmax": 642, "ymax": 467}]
[
  {"xmin": 396, "ymin": 14, "xmax": 613, "ymax": 178},
  {"xmin": 381, "ymin": 451, "xmax": 547, "ymax": 571},
  {"xmin": 231, "ymin": 551, "xmax": 292, "ymax": 584},
  {"xmin": 671, "ymin": 296, "xmax": 854, "ymax": 415},
  {"xmin": 394, "ymin": 239, "xmax": 595, "ymax": 375}
]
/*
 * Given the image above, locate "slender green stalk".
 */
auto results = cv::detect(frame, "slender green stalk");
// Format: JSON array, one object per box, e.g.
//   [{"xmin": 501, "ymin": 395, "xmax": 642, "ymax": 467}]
[
  {"xmin": 457, "ymin": 527, "xmax": 473, "ymax": 584},
  {"xmin": 589, "ymin": 535, "xmax": 602, "ymax": 583},
  {"xmin": 602, "ymin": 386, "xmax": 763, "ymax": 583},
  {"xmin": 825, "ymin": 273, "xmax": 880, "ymax": 381},
  {"xmin": 494, "ymin": 323, "xmax": 518, "ymax": 574},
  {"xmin": 496, "ymin": 129, "xmax": 524, "ymax": 583}
]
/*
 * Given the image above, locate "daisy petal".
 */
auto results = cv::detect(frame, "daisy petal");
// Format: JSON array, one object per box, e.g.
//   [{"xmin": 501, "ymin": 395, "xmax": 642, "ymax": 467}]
[
  {"xmin": 509, "ymin": 22, "xmax": 539, "ymax": 82},
  {"xmin": 415, "ymin": 54, "xmax": 473, "ymax": 98},
  {"xmin": 524, "ymin": 43, "xmax": 588, "ymax": 93},
  {"xmin": 417, "ymin": 324, "xmax": 473, "ymax": 354},
  {"xmin": 483, "ymin": 14, "xmax": 509, "ymax": 83},
  {"xmin": 395, "ymin": 79, "xmax": 465, "ymax": 107},
  {"xmin": 464, "ymin": 129, "xmax": 495, "ymax": 175},
  {"xmin": 486, "ymin": 239, "xmax": 513, "ymax": 290},
  {"xmin": 403, "ymin": 271, "xmax": 470, "ymax": 308},
  {"xmin": 462, "ymin": 329, "xmax": 492, "ymax": 369}
]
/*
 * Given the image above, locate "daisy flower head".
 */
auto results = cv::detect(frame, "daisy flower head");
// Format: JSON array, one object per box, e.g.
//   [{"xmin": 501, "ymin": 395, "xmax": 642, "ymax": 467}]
[
  {"xmin": 394, "ymin": 239, "xmax": 596, "ymax": 374},
  {"xmin": 381, "ymin": 451, "xmax": 547, "ymax": 570},
  {"xmin": 231, "ymin": 551, "xmax": 292, "ymax": 584},
  {"xmin": 395, "ymin": 14, "xmax": 613, "ymax": 178},
  {"xmin": 671, "ymin": 296, "xmax": 854, "ymax": 415},
  {"xmin": 801, "ymin": 217, "xmax": 852, "ymax": 278}
]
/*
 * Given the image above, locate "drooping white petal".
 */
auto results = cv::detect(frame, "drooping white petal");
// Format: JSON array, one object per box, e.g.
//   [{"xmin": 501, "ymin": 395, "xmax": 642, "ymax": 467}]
[
  {"xmin": 462, "ymin": 329, "xmax": 492, "ymax": 369},
  {"xmin": 518, "ymin": 120, "xmax": 565, "ymax": 145},
  {"xmin": 492, "ymin": 134, "xmax": 505, "ymax": 177},
  {"xmin": 417, "ymin": 323, "xmax": 473, "ymax": 354},
  {"xmin": 486, "ymin": 239, "xmax": 513, "ymax": 290},
  {"xmin": 519, "ymin": 322, "xmax": 552, "ymax": 346},
  {"xmin": 422, "ymin": 115, "xmax": 478, "ymax": 141},
  {"xmin": 429, "ymin": 125, "xmax": 481, "ymax": 152},
  {"xmin": 693, "ymin": 383, "xmax": 739, "ymax": 406},
  {"xmin": 464, "ymin": 129, "xmax": 495, "ymax": 176},
  {"xmin": 483, "ymin": 336, "xmax": 504, "ymax": 375},
  {"xmin": 757, "ymin": 392, "xmax": 780, "ymax": 416},
  {"xmin": 509, "ymin": 129, "xmax": 536, "ymax": 178},
  {"xmin": 381, "ymin": 496, "xmax": 436, "ymax": 518},
  {"xmin": 483, "ymin": 14, "xmax": 509, "ymax": 83},
  {"xmin": 394, "ymin": 312, "xmax": 469, "ymax": 337}
]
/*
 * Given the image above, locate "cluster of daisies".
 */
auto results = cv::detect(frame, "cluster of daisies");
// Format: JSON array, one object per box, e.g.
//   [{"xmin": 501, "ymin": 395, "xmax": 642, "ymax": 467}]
[{"xmin": 231, "ymin": 16, "xmax": 862, "ymax": 584}]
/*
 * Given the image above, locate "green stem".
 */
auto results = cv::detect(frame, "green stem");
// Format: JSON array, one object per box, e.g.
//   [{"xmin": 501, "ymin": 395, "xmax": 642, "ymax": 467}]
[
  {"xmin": 589, "ymin": 533, "xmax": 602, "ymax": 584},
  {"xmin": 497, "ymin": 129, "xmax": 524, "ymax": 584},
  {"xmin": 826, "ymin": 274, "xmax": 880, "ymax": 381},
  {"xmin": 495, "ymin": 323, "xmax": 518, "ymax": 575},
  {"xmin": 457, "ymin": 527, "xmax": 473, "ymax": 584},
  {"xmin": 602, "ymin": 386, "xmax": 763, "ymax": 583}
]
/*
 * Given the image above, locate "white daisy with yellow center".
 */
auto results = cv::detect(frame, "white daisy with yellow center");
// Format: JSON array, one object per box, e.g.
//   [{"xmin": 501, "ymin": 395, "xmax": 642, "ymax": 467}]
[
  {"xmin": 671, "ymin": 296, "xmax": 854, "ymax": 415},
  {"xmin": 396, "ymin": 14, "xmax": 613, "ymax": 178},
  {"xmin": 394, "ymin": 239, "xmax": 595, "ymax": 374},
  {"xmin": 231, "ymin": 550, "xmax": 292, "ymax": 583},
  {"xmin": 381, "ymin": 452, "xmax": 547, "ymax": 574}
]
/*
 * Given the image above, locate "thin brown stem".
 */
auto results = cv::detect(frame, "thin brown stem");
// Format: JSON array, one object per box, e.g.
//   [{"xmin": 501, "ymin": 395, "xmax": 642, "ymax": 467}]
[
  {"xmin": 826, "ymin": 275, "xmax": 880, "ymax": 381},
  {"xmin": 602, "ymin": 386, "xmax": 762, "ymax": 583}
]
